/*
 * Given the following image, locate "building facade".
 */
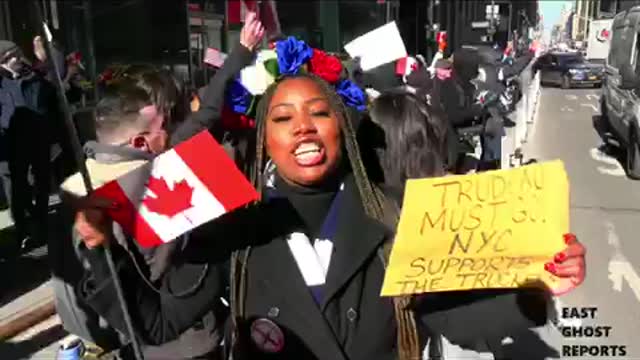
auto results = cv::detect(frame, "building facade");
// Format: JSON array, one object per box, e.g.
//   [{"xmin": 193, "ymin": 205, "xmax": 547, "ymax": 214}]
[
  {"xmin": 0, "ymin": 0, "xmax": 539, "ymax": 96},
  {"xmin": 573, "ymin": 0, "xmax": 600, "ymax": 41}
]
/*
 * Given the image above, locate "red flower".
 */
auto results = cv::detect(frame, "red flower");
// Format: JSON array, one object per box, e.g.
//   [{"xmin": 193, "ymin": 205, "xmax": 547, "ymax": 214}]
[
  {"xmin": 221, "ymin": 106, "xmax": 256, "ymax": 130},
  {"xmin": 309, "ymin": 49, "xmax": 343, "ymax": 84}
]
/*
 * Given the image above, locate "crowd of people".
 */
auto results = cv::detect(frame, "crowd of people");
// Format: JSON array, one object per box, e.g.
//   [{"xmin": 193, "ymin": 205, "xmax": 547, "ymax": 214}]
[{"xmin": 1, "ymin": 12, "xmax": 585, "ymax": 360}]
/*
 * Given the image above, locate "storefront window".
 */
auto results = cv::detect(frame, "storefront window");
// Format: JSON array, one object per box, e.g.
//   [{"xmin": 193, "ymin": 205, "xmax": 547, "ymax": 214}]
[
  {"xmin": 338, "ymin": 1, "xmax": 388, "ymax": 46},
  {"xmin": 275, "ymin": 0, "xmax": 391, "ymax": 53},
  {"xmin": 276, "ymin": 0, "xmax": 322, "ymax": 48}
]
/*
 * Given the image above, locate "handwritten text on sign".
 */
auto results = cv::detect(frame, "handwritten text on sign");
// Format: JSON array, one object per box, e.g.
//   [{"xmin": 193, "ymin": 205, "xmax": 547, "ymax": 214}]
[{"xmin": 381, "ymin": 161, "xmax": 569, "ymax": 296}]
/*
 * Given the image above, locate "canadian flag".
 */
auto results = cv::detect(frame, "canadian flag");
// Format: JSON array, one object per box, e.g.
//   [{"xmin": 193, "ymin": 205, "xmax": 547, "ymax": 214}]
[
  {"xmin": 94, "ymin": 131, "xmax": 259, "ymax": 248},
  {"xmin": 204, "ymin": 48, "xmax": 227, "ymax": 68},
  {"xmin": 395, "ymin": 56, "xmax": 419, "ymax": 77}
]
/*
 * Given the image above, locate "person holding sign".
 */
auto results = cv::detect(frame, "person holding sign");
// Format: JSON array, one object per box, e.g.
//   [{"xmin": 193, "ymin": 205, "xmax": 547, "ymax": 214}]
[{"xmin": 369, "ymin": 88, "xmax": 586, "ymax": 358}]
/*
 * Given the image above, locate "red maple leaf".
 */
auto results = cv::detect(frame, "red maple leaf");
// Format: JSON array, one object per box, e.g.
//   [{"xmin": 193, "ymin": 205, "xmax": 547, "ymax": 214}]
[{"xmin": 142, "ymin": 176, "xmax": 194, "ymax": 217}]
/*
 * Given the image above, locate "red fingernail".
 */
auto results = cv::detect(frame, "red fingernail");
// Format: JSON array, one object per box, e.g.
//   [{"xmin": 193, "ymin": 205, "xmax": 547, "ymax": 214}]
[
  {"xmin": 554, "ymin": 252, "xmax": 567, "ymax": 263},
  {"xmin": 544, "ymin": 262, "xmax": 556, "ymax": 273},
  {"xmin": 564, "ymin": 233, "xmax": 576, "ymax": 244}
]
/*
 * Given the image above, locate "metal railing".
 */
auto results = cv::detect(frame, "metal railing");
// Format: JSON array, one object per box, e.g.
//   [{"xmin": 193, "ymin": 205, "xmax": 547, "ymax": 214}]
[{"xmin": 501, "ymin": 58, "xmax": 541, "ymax": 168}]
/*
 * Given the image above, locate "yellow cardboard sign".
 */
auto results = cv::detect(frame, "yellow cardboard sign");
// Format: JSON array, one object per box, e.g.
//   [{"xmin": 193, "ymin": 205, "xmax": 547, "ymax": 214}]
[{"xmin": 381, "ymin": 160, "xmax": 569, "ymax": 296}]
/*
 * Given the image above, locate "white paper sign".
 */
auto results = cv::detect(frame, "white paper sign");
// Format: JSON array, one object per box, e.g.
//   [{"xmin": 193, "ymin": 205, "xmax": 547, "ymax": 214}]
[{"xmin": 344, "ymin": 21, "xmax": 408, "ymax": 71}]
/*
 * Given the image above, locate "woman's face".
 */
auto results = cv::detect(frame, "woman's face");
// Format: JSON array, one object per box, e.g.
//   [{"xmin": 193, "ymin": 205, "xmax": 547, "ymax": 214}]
[{"xmin": 265, "ymin": 77, "xmax": 342, "ymax": 187}]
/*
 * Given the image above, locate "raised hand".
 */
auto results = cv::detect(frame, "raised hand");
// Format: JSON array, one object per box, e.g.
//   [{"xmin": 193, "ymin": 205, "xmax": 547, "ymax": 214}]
[{"xmin": 240, "ymin": 11, "xmax": 265, "ymax": 52}]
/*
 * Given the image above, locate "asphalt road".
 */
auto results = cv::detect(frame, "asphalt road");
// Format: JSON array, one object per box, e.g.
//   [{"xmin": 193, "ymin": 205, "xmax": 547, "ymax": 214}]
[{"xmin": 524, "ymin": 86, "xmax": 640, "ymax": 359}]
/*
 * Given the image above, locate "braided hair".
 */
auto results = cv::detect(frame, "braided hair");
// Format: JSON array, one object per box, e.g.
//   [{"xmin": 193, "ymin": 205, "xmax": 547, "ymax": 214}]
[{"xmin": 229, "ymin": 73, "xmax": 421, "ymax": 359}]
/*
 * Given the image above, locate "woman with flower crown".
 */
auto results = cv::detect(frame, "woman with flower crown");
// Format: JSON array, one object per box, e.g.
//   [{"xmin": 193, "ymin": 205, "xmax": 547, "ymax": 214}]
[{"xmin": 71, "ymin": 12, "xmax": 586, "ymax": 360}]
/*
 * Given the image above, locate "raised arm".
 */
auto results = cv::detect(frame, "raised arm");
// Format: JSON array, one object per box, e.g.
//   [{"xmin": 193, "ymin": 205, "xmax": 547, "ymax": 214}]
[{"xmin": 170, "ymin": 12, "xmax": 265, "ymax": 145}]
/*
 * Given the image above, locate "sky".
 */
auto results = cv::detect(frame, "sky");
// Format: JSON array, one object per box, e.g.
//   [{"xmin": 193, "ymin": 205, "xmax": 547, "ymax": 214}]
[{"xmin": 539, "ymin": 0, "xmax": 573, "ymax": 41}]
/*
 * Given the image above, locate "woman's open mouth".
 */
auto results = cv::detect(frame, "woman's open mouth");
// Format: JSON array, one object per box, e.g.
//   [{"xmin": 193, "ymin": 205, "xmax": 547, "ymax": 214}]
[{"xmin": 293, "ymin": 141, "xmax": 326, "ymax": 167}]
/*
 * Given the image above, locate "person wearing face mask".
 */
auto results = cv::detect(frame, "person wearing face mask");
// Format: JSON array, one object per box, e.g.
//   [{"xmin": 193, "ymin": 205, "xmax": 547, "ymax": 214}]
[
  {"xmin": 0, "ymin": 40, "xmax": 57, "ymax": 251},
  {"xmin": 439, "ymin": 48, "xmax": 506, "ymax": 172}
]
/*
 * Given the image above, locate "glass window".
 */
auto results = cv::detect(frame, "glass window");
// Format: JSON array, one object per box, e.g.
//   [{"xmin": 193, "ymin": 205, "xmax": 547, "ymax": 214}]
[
  {"xmin": 560, "ymin": 54, "xmax": 585, "ymax": 65},
  {"xmin": 631, "ymin": 30, "xmax": 639, "ymax": 70},
  {"xmin": 338, "ymin": 1, "xmax": 387, "ymax": 46},
  {"xmin": 538, "ymin": 54, "xmax": 551, "ymax": 65},
  {"xmin": 276, "ymin": 1, "xmax": 322, "ymax": 48},
  {"xmin": 609, "ymin": 24, "xmax": 634, "ymax": 69},
  {"xmin": 634, "ymin": 31, "xmax": 640, "ymax": 74}
]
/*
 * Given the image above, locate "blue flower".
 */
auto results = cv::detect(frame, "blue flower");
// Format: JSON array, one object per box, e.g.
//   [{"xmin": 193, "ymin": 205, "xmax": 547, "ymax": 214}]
[
  {"xmin": 336, "ymin": 79, "xmax": 367, "ymax": 112},
  {"xmin": 227, "ymin": 79, "xmax": 252, "ymax": 114},
  {"xmin": 276, "ymin": 36, "xmax": 313, "ymax": 75}
]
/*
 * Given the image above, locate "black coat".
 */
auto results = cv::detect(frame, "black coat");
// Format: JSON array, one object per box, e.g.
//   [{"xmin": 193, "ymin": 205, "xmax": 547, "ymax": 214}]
[
  {"xmin": 77, "ymin": 173, "xmax": 553, "ymax": 360},
  {"xmin": 79, "ymin": 174, "xmax": 399, "ymax": 360}
]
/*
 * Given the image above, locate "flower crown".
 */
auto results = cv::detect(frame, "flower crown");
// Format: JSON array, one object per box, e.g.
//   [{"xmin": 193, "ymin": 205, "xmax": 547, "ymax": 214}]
[{"xmin": 223, "ymin": 36, "xmax": 367, "ymax": 130}]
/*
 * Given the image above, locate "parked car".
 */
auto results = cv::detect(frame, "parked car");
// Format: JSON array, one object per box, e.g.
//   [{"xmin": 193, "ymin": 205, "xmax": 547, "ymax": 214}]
[
  {"xmin": 534, "ymin": 51, "xmax": 604, "ymax": 88},
  {"xmin": 601, "ymin": 6, "xmax": 640, "ymax": 179}
]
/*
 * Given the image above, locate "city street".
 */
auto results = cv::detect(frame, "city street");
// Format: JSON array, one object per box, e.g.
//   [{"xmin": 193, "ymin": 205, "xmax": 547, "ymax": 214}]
[{"xmin": 524, "ymin": 86, "xmax": 640, "ymax": 358}]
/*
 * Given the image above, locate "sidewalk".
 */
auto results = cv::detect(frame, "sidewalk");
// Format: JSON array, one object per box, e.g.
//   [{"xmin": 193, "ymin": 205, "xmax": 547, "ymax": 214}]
[
  {"xmin": 0, "ymin": 199, "xmax": 69, "ymax": 358},
  {"xmin": 0, "ymin": 280, "xmax": 55, "ymax": 339},
  {"xmin": 1, "ymin": 314, "xmax": 66, "ymax": 359}
]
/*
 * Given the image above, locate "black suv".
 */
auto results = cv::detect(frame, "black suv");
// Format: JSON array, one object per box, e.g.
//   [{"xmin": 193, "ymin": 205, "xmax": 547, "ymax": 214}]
[
  {"xmin": 534, "ymin": 51, "xmax": 604, "ymax": 88},
  {"xmin": 601, "ymin": 7, "xmax": 640, "ymax": 179}
]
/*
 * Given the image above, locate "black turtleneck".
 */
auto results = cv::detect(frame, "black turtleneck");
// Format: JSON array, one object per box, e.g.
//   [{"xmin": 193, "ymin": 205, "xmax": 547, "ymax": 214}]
[{"xmin": 274, "ymin": 174, "xmax": 341, "ymax": 240}]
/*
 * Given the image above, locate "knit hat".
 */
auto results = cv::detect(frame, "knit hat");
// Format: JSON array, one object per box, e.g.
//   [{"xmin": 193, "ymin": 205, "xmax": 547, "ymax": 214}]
[{"xmin": 0, "ymin": 40, "xmax": 19, "ymax": 63}]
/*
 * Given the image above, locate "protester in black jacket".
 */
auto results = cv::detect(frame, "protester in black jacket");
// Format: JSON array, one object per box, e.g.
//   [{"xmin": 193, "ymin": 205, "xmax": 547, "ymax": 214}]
[
  {"xmin": 0, "ymin": 40, "xmax": 57, "ymax": 250},
  {"xmin": 59, "ymin": 13, "xmax": 265, "ymax": 359},
  {"xmin": 61, "ymin": 91, "xmax": 227, "ymax": 358},
  {"xmin": 438, "ymin": 48, "xmax": 510, "ymax": 171},
  {"xmin": 439, "ymin": 48, "xmax": 484, "ymax": 129}
]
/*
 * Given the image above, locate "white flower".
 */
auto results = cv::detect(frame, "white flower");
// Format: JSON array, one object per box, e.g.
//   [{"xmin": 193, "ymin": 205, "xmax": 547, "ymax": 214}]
[{"xmin": 240, "ymin": 50, "xmax": 277, "ymax": 95}]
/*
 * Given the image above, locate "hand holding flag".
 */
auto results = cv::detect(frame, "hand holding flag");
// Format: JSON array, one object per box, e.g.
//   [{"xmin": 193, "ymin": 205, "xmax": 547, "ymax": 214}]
[{"xmin": 74, "ymin": 131, "xmax": 259, "ymax": 248}]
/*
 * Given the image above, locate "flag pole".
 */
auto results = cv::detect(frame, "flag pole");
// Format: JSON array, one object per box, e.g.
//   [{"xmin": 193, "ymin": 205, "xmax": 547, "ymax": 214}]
[{"xmin": 33, "ymin": 4, "xmax": 145, "ymax": 360}]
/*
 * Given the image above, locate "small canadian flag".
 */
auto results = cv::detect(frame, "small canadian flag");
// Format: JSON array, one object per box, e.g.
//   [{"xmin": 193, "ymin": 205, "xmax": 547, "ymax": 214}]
[
  {"xmin": 93, "ymin": 131, "xmax": 259, "ymax": 248},
  {"xmin": 204, "ymin": 48, "xmax": 227, "ymax": 68},
  {"xmin": 395, "ymin": 56, "xmax": 419, "ymax": 77}
]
